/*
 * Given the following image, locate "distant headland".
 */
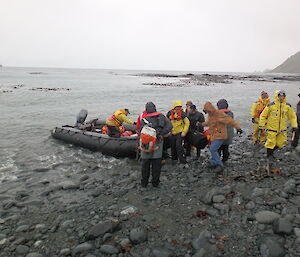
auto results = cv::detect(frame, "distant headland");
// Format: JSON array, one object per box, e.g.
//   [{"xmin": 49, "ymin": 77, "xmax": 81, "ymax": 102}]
[{"xmin": 271, "ymin": 51, "xmax": 300, "ymax": 73}]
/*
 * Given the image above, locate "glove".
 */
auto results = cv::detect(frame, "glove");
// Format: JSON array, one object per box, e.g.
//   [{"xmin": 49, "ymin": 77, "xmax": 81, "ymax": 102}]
[
  {"xmin": 236, "ymin": 128, "xmax": 243, "ymax": 135},
  {"xmin": 292, "ymin": 127, "xmax": 298, "ymax": 132},
  {"xmin": 251, "ymin": 118, "xmax": 255, "ymax": 123}
]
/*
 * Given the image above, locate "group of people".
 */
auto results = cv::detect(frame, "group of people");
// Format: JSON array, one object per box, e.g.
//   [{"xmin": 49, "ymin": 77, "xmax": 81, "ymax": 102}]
[
  {"xmin": 102, "ymin": 89, "xmax": 299, "ymax": 188},
  {"xmin": 104, "ymin": 99, "xmax": 245, "ymax": 188},
  {"xmin": 250, "ymin": 90, "xmax": 299, "ymax": 159}
]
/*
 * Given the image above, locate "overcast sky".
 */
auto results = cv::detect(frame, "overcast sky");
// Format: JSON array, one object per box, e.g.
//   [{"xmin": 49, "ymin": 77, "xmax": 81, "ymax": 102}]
[{"xmin": 1, "ymin": 0, "xmax": 299, "ymax": 72}]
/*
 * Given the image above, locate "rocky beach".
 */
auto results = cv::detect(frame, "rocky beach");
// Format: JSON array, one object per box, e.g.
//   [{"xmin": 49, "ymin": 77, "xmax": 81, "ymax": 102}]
[
  {"xmin": 1, "ymin": 67, "xmax": 300, "ymax": 257},
  {"xmin": 1, "ymin": 134, "xmax": 300, "ymax": 257}
]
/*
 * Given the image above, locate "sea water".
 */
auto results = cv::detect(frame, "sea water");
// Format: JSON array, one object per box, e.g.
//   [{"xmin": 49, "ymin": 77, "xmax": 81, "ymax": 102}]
[{"xmin": 0, "ymin": 67, "xmax": 299, "ymax": 184}]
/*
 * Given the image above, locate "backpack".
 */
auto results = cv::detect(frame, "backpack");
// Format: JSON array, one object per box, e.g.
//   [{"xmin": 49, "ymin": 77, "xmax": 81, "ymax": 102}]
[{"xmin": 139, "ymin": 118, "xmax": 157, "ymax": 153}]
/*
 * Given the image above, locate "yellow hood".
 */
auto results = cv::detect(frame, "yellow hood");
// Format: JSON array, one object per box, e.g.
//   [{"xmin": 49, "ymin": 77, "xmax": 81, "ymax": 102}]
[{"xmin": 274, "ymin": 90, "xmax": 287, "ymax": 104}]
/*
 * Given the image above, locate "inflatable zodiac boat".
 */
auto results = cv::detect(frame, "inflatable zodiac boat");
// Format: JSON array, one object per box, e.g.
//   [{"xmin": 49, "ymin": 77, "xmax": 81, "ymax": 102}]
[{"xmin": 51, "ymin": 110, "xmax": 138, "ymax": 158}]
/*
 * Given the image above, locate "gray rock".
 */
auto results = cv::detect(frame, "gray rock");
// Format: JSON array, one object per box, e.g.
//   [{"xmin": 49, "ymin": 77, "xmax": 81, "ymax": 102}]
[
  {"xmin": 87, "ymin": 221, "xmax": 121, "ymax": 239},
  {"xmin": 73, "ymin": 242, "xmax": 93, "ymax": 255},
  {"xmin": 150, "ymin": 247, "xmax": 174, "ymax": 257},
  {"xmin": 59, "ymin": 181, "xmax": 80, "ymax": 190},
  {"xmin": 245, "ymin": 201, "xmax": 256, "ymax": 210},
  {"xmin": 212, "ymin": 203, "xmax": 229, "ymax": 214},
  {"xmin": 255, "ymin": 211, "xmax": 280, "ymax": 224},
  {"xmin": 16, "ymin": 245, "xmax": 30, "ymax": 254},
  {"xmin": 129, "ymin": 228, "xmax": 147, "ymax": 244},
  {"xmin": 59, "ymin": 248, "xmax": 71, "ymax": 256},
  {"xmin": 15, "ymin": 225, "xmax": 30, "ymax": 232},
  {"xmin": 283, "ymin": 179, "xmax": 296, "ymax": 193},
  {"xmin": 25, "ymin": 253, "xmax": 44, "ymax": 257},
  {"xmin": 0, "ymin": 233, "xmax": 6, "ymax": 240},
  {"xmin": 273, "ymin": 218, "xmax": 293, "ymax": 235},
  {"xmin": 212, "ymin": 195, "xmax": 225, "ymax": 203},
  {"xmin": 294, "ymin": 228, "xmax": 300, "ymax": 237},
  {"xmin": 259, "ymin": 237, "xmax": 285, "ymax": 257},
  {"xmin": 205, "ymin": 208, "xmax": 219, "ymax": 217},
  {"xmin": 252, "ymin": 187, "xmax": 266, "ymax": 197},
  {"xmin": 99, "ymin": 244, "xmax": 119, "ymax": 254},
  {"xmin": 201, "ymin": 188, "xmax": 218, "ymax": 204},
  {"xmin": 192, "ymin": 230, "xmax": 212, "ymax": 250}
]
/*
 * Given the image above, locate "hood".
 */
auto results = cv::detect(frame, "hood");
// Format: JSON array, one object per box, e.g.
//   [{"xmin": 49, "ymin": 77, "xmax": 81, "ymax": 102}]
[
  {"xmin": 258, "ymin": 97, "xmax": 270, "ymax": 105},
  {"xmin": 203, "ymin": 101, "xmax": 216, "ymax": 114},
  {"xmin": 119, "ymin": 109, "xmax": 128, "ymax": 115},
  {"xmin": 173, "ymin": 100, "xmax": 183, "ymax": 108},
  {"xmin": 145, "ymin": 102, "xmax": 156, "ymax": 113},
  {"xmin": 217, "ymin": 99, "xmax": 228, "ymax": 109},
  {"xmin": 274, "ymin": 90, "xmax": 287, "ymax": 104}
]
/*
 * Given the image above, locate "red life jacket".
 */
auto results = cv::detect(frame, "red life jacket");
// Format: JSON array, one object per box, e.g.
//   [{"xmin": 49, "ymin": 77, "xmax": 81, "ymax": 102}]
[
  {"xmin": 121, "ymin": 131, "xmax": 134, "ymax": 137},
  {"xmin": 170, "ymin": 109, "xmax": 183, "ymax": 121},
  {"xmin": 219, "ymin": 109, "xmax": 231, "ymax": 113},
  {"xmin": 136, "ymin": 111, "xmax": 162, "ymax": 131}
]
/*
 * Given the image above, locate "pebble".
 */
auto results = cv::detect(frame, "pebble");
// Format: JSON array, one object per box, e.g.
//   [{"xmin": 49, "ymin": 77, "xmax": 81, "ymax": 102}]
[
  {"xmin": 129, "ymin": 227, "xmax": 148, "ymax": 244},
  {"xmin": 99, "ymin": 244, "xmax": 120, "ymax": 254},
  {"xmin": 255, "ymin": 211, "xmax": 280, "ymax": 224},
  {"xmin": 72, "ymin": 242, "xmax": 93, "ymax": 255},
  {"xmin": 273, "ymin": 218, "xmax": 293, "ymax": 235},
  {"xmin": 16, "ymin": 245, "xmax": 30, "ymax": 254}
]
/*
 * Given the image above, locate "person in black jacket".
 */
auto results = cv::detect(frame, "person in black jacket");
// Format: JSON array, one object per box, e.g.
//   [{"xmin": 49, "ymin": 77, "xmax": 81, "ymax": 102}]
[
  {"xmin": 185, "ymin": 104, "xmax": 205, "ymax": 159},
  {"xmin": 139, "ymin": 102, "xmax": 172, "ymax": 188}
]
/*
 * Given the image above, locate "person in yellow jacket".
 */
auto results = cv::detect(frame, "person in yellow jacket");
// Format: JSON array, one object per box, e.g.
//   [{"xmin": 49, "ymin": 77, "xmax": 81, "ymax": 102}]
[
  {"xmin": 106, "ymin": 108, "xmax": 135, "ymax": 138},
  {"xmin": 250, "ymin": 91, "xmax": 270, "ymax": 145},
  {"xmin": 259, "ymin": 90, "xmax": 298, "ymax": 158},
  {"xmin": 167, "ymin": 100, "xmax": 190, "ymax": 165}
]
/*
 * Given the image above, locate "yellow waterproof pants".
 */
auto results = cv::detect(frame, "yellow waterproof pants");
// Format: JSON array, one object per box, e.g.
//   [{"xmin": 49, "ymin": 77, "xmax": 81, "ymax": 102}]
[
  {"xmin": 252, "ymin": 123, "xmax": 267, "ymax": 145},
  {"xmin": 265, "ymin": 131, "xmax": 287, "ymax": 149}
]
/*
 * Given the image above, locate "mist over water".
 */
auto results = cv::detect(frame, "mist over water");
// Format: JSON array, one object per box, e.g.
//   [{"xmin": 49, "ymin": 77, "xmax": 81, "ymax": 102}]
[{"xmin": 0, "ymin": 67, "xmax": 299, "ymax": 185}]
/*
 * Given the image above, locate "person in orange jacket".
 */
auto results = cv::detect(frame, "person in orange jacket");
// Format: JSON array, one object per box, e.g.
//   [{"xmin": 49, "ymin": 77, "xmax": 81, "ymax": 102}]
[{"xmin": 202, "ymin": 102, "xmax": 243, "ymax": 174}]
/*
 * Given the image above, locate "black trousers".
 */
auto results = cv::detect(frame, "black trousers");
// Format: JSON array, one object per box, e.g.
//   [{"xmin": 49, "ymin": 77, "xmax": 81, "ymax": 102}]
[
  {"xmin": 170, "ymin": 133, "xmax": 187, "ymax": 164},
  {"xmin": 141, "ymin": 158, "xmax": 161, "ymax": 187},
  {"xmin": 185, "ymin": 135, "xmax": 201, "ymax": 157},
  {"xmin": 107, "ymin": 125, "xmax": 121, "ymax": 138},
  {"xmin": 218, "ymin": 144, "xmax": 229, "ymax": 162}
]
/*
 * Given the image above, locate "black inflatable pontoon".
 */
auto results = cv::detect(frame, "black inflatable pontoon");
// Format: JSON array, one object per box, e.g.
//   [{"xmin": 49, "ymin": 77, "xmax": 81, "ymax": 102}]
[{"xmin": 51, "ymin": 118, "xmax": 138, "ymax": 158}]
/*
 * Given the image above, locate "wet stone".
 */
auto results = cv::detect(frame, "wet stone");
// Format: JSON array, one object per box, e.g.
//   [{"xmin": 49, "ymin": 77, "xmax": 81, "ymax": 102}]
[
  {"xmin": 212, "ymin": 195, "xmax": 225, "ymax": 203},
  {"xmin": 59, "ymin": 248, "xmax": 71, "ymax": 256},
  {"xmin": 150, "ymin": 247, "xmax": 174, "ymax": 257},
  {"xmin": 87, "ymin": 221, "xmax": 121, "ymax": 239},
  {"xmin": 294, "ymin": 228, "xmax": 300, "ymax": 237},
  {"xmin": 129, "ymin": 227, "xmax": 148, "ymax": 244},
  {"xmin": 259, "ymin": 237, "xmax": 285, "ymax": 257},
  {"xmin": 15, "ymin": 225, "xmax": 30, "ymax": 233},
  {"xmin": 273, "ymin": 218, "xmax": 293, "ymax": 235},
  {"xmin": 245, "ymin": 201, "xmax": 256, "ymax": 210},
  {"xmin": 99, "ymin": 244, "xmax": 119, "ymax": 254},
  {"xmin": 73, "ymin": 242, "xmax": 93, "ymax": 255},
  {"xmin": 255, "ymin": 211, "xmax": 280, "ymax": 224},
  {"xmin": 16, "ymin": 245, "xmax": 30, "ymax": 254},
  {"xmin": 25, "ymin": 253, "xmax": 44, "ymax": 257}
]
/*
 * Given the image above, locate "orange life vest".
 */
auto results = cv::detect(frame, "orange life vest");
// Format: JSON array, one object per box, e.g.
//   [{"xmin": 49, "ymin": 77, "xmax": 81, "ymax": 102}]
[
  {"xmin": 121, "ymin": 131, "xmax": 134, "ymax": 137},
  {"xmin": 255, "ymin": 100, "xmax": 268, "ymax": 118},
  {"xmin": 203, "ymin": 129, "xmax": 211, "ymax": 146},
  {"xmin": 170, "ymin": 109, "xmax": 183, "ymax": 121}
]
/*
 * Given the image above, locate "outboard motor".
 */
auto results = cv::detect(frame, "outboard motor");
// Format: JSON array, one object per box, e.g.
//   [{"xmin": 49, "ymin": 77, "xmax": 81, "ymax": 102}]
[{"xmin": 75, "ymin": 109, "xmax": 88, "ymax": 127}]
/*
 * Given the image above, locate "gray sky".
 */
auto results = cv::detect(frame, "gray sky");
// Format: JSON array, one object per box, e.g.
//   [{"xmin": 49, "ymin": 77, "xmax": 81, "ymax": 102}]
[{"xmin": 1, "ymin": 0, "xmax": 300, "ymax": 72}]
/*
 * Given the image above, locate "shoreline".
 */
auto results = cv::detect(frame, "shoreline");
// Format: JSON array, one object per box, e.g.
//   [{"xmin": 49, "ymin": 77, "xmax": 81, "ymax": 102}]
[{"xmin": 0, "ymin": 136, "xmax": 300, "ymax": 256}]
